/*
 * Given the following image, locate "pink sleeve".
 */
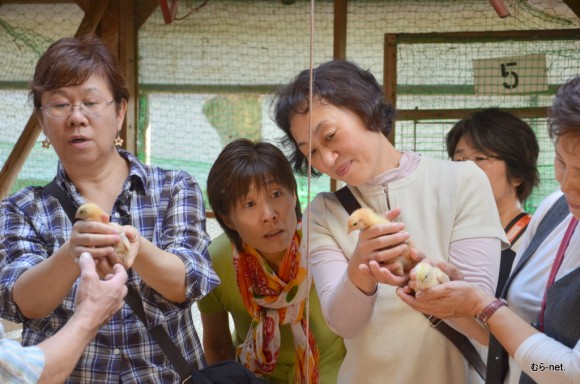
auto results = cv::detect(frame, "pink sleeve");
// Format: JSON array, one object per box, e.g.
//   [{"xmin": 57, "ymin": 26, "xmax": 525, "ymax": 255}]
[
  {"xmin": 448, "ymin": 237, "xmax": 501, "ymax": 295},
  {"xmin": 310, "ymin": 245, "xmax": 377, "ymax": 338}
]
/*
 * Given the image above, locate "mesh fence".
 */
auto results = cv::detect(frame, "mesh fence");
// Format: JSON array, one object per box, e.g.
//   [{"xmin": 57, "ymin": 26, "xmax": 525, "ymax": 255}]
[{"xmin": 1, "ymin": 0, "xmax": 579, "ymax": 344}]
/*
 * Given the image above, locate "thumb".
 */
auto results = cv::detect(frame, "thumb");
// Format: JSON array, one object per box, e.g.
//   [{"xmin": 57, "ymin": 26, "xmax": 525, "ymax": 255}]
[{"xmin": 77, "ymin": 252, "xmax": 96, "ymax": 273}]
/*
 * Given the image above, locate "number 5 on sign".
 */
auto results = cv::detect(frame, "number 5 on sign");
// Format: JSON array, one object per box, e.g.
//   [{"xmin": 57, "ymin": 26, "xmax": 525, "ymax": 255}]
[{"xmin": 473, "ymin": 53, "xmax": 548, "ymax": 94}]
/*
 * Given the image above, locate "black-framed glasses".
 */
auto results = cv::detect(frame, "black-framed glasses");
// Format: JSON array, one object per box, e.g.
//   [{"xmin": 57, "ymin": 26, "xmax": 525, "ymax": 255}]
[
  {"xmin": 452, "ymin": 152, "xmax": 502, "ymax": 163},
  {"xmin": 41, "ymin": 97, "xmax": 115, "ymax": 119}
]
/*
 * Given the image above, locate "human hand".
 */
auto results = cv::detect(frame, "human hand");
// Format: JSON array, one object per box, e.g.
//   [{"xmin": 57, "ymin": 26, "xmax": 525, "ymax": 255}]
[
  {"xmin": 361, "ymin": 247, "xmax": 425, "ymax": 287},
  {"xmin": 69, "ymin": 220, "xmax": 126, "ymax": 265},
  {"xmin": 349, "ymin": 207, "xmax": 419, "ymax": 290},
  {"xmin": 396, "ymin": 280, "xmax": 491, "ymax": 319},
  {"xmin": 74, "ymin": 252, "xmax": 128, "ymax": 329}
]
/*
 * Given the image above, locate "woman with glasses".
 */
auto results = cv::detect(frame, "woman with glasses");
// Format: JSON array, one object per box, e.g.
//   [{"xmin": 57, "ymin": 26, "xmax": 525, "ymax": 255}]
[
  {"xmin": 446, "ymin": 108, "xmax": 540, "ymax": 296},
  {"xmin": 398, "ymin": 76, "xmax": 580, "ymax": 384},
  {"xmin": 0, "ymin": 35, "xmax": 219, "ymax": 382},
  {"xmin": 273, "ymin": 59, "xmax": 507, "ymax": 384}
]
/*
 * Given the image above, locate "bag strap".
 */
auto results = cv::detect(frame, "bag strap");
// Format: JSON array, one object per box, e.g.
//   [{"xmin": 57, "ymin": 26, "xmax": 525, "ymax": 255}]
[
  {"xmin": 334, "ymin": 185, "xmax": 487, "ymax": 380},
  {"xmin": 45, "ymin": 179, "xmax": 79, "ymax": 224},
  {"xmin": 124, "ymin": 287, "xmax": 200, "ymax": 383},
  {"xmin": 487, "ymin": 194, "xmax": 569, "ymax": 384},
  {"xmin": 499, "ymin": 194, "xmax": 569, "ymax": 298},
  {"xmin": 43, "ymin": 179, "xmax": 201, "ymax": 384}
]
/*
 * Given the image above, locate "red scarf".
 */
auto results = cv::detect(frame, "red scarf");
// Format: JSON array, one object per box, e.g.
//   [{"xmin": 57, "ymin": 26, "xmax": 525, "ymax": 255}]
[{"xmin": 234, "ymin": 222, "xmax": 319, "ymax": 383}]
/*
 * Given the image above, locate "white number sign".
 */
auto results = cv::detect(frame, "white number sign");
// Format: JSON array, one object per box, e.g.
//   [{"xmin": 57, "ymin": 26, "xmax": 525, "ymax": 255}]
[{"xmin": 473, "ymin": 53, "xmax": 548, "ymax": 94}]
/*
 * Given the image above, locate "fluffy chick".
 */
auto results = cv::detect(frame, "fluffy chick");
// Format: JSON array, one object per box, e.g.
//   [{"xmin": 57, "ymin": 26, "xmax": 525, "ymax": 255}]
[
  {"xmin": 347, "ymin": 207, "xmax": 416, "ymax": 276},
  {"xmin": 75, "ymin": 203, "xmax": 130, "ymax": 262},
  {"xmin": 413, "ymin": 261, "xmax": 450, "ymax": 291}
]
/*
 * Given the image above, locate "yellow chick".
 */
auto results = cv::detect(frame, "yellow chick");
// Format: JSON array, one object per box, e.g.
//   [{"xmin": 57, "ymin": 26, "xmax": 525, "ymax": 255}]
[
  {"xmin": 75, "ymin": 203, "xmax": 131, "ymax": 262},
  {"xmin": 413, "ymin": 261, "xmax": 450, "ymax": 291},
  {"xmin": 347, "ymin": 207, "xmax": 416, "ymax": 276}
]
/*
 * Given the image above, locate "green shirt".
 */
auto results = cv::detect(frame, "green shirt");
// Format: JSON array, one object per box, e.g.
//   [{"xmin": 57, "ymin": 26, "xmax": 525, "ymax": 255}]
[{"xmin": 198, "ymin": 233, "xmax": 345, "ymax": 383}]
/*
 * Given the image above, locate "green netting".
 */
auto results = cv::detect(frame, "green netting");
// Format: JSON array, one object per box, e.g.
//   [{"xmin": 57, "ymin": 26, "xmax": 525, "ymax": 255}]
[{"xmin": 1, "ymin": 0, "xmax": 579, "ymax": 230}]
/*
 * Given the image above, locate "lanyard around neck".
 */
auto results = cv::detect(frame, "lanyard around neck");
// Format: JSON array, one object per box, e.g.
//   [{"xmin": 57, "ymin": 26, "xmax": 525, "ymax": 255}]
[{"xmin": 538, "ymin": 216, "xmax": 578, "ymax": 331}]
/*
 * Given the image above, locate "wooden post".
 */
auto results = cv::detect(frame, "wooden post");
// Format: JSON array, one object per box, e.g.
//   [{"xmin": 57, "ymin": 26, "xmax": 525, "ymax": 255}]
[
  {"xmin": 0, "ymin": 0, "xmax": 111, "ymax": 199},
  {"xmin": 384, "ymin": 34, "xmax": 397, "ymax": 145}
]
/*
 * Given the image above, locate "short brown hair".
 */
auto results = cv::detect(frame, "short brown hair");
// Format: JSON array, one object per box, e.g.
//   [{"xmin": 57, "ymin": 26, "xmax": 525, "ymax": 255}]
[{"xmin": 30, "ymin": 34, "xmax": 129, "ymax": 109}]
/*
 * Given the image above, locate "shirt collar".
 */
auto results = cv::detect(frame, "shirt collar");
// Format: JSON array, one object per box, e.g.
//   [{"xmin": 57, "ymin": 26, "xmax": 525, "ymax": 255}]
[{"xmin": 55, "ymin": 148, "xmax": 147, "ymax": 197}]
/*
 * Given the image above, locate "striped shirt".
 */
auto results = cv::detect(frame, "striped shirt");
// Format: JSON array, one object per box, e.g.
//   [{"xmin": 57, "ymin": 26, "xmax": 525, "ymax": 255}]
[
  {"xmin": 0, "ymin": 149, "xmax": 220, "ymax": 383},
  {"xmin": 0, "ymin": 323, "xmax": 44, "ymax": 383}
]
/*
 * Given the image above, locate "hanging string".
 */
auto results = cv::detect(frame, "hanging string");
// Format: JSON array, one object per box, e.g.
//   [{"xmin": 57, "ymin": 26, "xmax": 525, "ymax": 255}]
[{"xmin": 305, "ymin": 0, "xmax": 315, "ymax": 382}]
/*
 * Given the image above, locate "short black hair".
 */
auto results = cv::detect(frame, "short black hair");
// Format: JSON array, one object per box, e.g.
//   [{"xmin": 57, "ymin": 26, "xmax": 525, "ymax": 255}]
[
  {"xmin": 273, "ymin": 59, "xmax": 395, "ymax": 176},
  {"xmin": 446, "ymin": 108, "xmax": 539, "ymax": 202}
]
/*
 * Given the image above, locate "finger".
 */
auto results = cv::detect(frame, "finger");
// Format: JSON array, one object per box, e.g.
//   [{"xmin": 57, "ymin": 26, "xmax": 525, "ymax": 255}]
[
  {"xmin": 77, "ymin": 252, "xmax": 96, "ymax": 274},
  {"xmin": 376, "ymin": 243, "xmax": 408, "ymax": 263},
  {"xmin": 369, "ymin": 261, "xmax": 409, "ymax": 286},
  {"xmin": 396, "ymin": 287, "xmax": 416, "ymax": 304},
  {"xmin": 358, "ymin": 264, "xmax": 373, "ymax": 277},
  {"xmin": 408, "ymin": 248, "xmax": 425, "ymax": 263},
  {"xmin": 109, "ymin": 264, "xmax": 129, "ymax": 284},
  {"xmin": 384, "ymin": 207, "xmax": 401, "ymax": 221}
]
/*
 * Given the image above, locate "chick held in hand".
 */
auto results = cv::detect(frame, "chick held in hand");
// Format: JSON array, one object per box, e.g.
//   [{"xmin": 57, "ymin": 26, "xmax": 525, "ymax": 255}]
[
  {"xmin": 347, "ymin": 207, "xmax": 417, "ymax": 276},
  {"xmin": 75, "ymin": 203, "xmax": 131, "ymax": 263},
  {"xmin": 413, "ymin": 261, "xmax": 450, "ymax": 291}
]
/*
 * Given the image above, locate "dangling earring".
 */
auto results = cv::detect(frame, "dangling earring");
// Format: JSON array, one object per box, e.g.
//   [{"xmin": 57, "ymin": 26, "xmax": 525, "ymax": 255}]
[
  {"xmin": 114, "ymin": 131, "xmax": 124, "ymax": 147},
  {"xmin": 41, "ymin": 136, "xmax": 51, "ymax": 149}
]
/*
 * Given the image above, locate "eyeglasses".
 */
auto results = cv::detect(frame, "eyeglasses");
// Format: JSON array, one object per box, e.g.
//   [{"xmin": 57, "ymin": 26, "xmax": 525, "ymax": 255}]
[
  {"xmin": 452, "ymin": 152, "xmax": 502, "ymax": 163},
  {"xmin": 41, "ymin": 97, "xmax": 114, "ymax": 119}
]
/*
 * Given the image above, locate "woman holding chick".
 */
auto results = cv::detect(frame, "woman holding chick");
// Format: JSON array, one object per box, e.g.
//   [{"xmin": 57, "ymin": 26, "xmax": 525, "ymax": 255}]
[{"xmin": 273, "ymin": 59, "xmax": 507, "ymax": 383}]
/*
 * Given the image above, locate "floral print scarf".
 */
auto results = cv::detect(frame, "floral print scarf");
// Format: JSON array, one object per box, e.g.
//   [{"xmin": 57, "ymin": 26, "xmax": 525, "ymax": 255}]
[{"xmin": 234, "ymin": 222, "xmax": 319, "ymax": 383}]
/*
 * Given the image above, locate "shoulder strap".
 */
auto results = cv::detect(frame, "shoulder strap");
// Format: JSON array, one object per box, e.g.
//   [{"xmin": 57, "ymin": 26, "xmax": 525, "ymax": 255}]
[
  {"xmin": 504, "ymin": 212, "xmax": 531, "ymax": 245},
  {"xmin": 335, "ymin": 185, "xmax": 361, "ymax": 214},
  {"xmin": 500, "ymin": 194, "xmax": 569, "ymax": 298},
  {"xmin": 44, "ymin": 179, "xmax": 78, "ymax": 223},
  {"xmin": 487, "ymin": 194, "xmax": 569, "ymax": 384},
  {"xmin": 124, "ymin": 287, "xmax": 203, "ymax": 383},
  {"xmin": 43, "ymin": 179, "xmax": 200, "ymax": 383},
  {"xmin": 334, "ymin": 185, "xmax": 487, "ymax": 379}
]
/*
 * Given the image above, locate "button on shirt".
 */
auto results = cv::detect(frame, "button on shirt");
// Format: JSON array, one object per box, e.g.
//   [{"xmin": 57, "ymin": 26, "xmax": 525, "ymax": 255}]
[{"xmin": 0, "ymin": 149, "xmax": 220, "ymax": 383}]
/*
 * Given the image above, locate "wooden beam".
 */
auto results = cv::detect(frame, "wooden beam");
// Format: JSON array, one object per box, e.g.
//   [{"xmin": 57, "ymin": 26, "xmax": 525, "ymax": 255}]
[
  {"xmin": 563, "ymin": 0, "xmax": 580, "ymax": 20},
  {"xmin": 395, "ymin": 107, "xmax": 549, "ymax": 121},
  {"xmin": 333, "ymin": 0, "xmax": 347, "ymax": 60},
  {"xmin": 119, "ymin": 0, "xmax": 138, "ymax": 154},
  {"xmin": 0, "ymin": 0, "xmax": 111, "ymax": 199},
  {"xmin": 136, "ymin": 0, "xmax": 159, "ymax": 30},
  {"xmin": 384, "ymin": 34, "xmax": 397, "ymax": 145}
]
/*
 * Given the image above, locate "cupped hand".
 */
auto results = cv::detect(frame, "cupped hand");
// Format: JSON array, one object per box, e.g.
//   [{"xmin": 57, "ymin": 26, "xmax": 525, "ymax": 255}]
[
  {"xmin": 396, "ymin": 280, "xmax": 490, "ymax": 319},
  {"xmin": 69, "ymin": 220, "xmax": 131, "ymax": 276}
]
